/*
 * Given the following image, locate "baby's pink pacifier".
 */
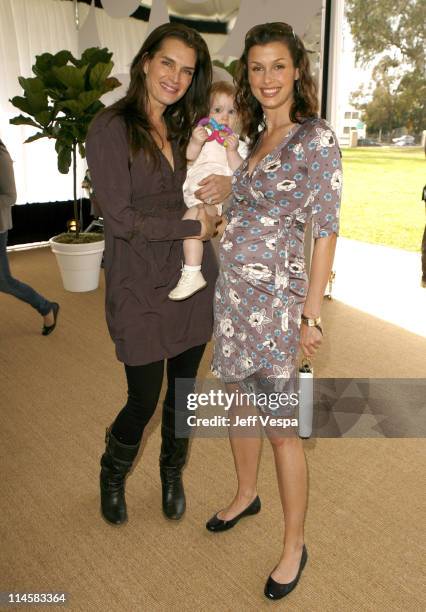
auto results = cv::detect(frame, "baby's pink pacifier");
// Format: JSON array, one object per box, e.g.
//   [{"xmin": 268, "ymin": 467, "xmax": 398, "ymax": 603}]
[{"xmin": 197, "ymin": 117, "xmax": 233, "ymax": 145}]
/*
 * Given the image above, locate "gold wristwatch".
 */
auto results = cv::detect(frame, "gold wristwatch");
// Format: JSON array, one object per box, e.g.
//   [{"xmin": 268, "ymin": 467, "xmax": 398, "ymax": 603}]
[{"xmin": 301, "ymin": 314, "xmax": 323, "ymax": 335}]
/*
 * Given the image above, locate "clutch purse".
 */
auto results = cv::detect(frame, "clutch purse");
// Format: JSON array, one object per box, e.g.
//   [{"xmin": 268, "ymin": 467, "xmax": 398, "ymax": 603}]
[{"xmin": 298, "ymin": 357, "xmax": 314, "ymax": 439}]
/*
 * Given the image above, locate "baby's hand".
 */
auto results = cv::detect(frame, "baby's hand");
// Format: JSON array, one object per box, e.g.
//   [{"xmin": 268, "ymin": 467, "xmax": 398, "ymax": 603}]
[
  {"xmin": 192, "ymin": 126, "xmax": 209, "ymax": 145},
  {"xmin": 224, "ymin": 133, "xmax": 239, "ymax": 151}
]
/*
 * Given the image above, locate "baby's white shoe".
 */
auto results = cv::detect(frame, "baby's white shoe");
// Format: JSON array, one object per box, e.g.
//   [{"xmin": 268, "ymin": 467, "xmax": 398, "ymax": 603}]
[{"xmin": 168, "ymin": 269, "xmax": 207, "ymax": 300}]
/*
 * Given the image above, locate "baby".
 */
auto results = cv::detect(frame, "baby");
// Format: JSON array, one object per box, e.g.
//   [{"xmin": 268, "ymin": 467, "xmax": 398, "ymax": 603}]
[{"xmin": 168, "ymin": 81, "xmax": 245, "ymax": 301}]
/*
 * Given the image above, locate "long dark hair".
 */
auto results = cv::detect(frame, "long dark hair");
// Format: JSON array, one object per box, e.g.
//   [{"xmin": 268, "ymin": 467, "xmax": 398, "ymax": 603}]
[
  {"xmin": 235, "ymin": 22, "xmax": 318, "ymax": 150},
  {"xmin": 109, "ymin": 23, "xmax": 212, "ymax": 164}
]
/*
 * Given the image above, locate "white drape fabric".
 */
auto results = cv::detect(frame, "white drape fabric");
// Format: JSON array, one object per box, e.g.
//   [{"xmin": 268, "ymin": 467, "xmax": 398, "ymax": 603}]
[
  {"xmin": 0, "ymin": 0, "xmax": 79, "ymax": 204},
  {"xmin": 0, "ymin": 0, "xmax": 225, "ymax": 204}
]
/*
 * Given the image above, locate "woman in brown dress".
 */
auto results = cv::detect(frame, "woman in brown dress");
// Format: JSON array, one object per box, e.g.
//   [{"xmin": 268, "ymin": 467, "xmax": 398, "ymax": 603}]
[
  {"xmin": 86, "ymin": 24, "xmax": 230, "ymax": 525},
  {"xmin": 206, "ymin": 23, "xmax": 342, "ymax": 600}
]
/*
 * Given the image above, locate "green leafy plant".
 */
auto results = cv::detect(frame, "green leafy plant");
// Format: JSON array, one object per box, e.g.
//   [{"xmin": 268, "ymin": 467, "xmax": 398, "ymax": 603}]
[
  {"xmin": 213, "ymin": 59, "xmax": 239, "ymax": 79},
  {"xmin": 9, "ymin": 47, "xmax": 121, "ymax": 240}
]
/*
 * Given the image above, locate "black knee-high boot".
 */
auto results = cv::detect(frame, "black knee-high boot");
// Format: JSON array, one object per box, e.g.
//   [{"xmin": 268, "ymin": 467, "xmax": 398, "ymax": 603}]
[
  {"xmin": 159, "ymin": 402, "xmax": 189, "ymax": 520},
  {"xmin": 100, "ymin": 428, "xmax": 140, "ymax": 525}
]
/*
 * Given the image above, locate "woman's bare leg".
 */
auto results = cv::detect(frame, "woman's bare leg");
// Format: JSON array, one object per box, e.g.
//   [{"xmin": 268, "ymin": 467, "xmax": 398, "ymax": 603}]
[
  {"xmin": 265, "ymin": 428, "xmax": 308, "ymax": 582},
  {"xmin": 216, "ymin": 384, "xmax": 263, "ymax": 520}
]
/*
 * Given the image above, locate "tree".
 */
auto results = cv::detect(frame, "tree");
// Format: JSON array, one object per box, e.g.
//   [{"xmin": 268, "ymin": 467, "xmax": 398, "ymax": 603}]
[
  {"xmin": 345, "ymin": 0, "xmax": 425, "ymax": 71},
  {"xmin": 346, "ymin": 0, "xmax": 426, "ymax": 135},
  {"xmin": 356, "ymin": 86, "xmax": 400, "ymax": 136},
  {"xmin": 396, "ymin": 71, "xmax": 426, "ymax": 134}
]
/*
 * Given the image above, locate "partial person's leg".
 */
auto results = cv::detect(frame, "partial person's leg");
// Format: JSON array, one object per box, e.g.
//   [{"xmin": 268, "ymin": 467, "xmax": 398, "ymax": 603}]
[
  {"xmin": 0, "ymin": 231, "xmax": 53, "ymax": 317},
  {"xmin": 205, "ymin": 203, "xmax": 222, "ymax": 217},
  {"xmin": 421, "ymin": 223, "xmax": 426, "ymax": 286},
  {"xmin": 160, "ymin": 343, "xmax": 206, "ymax": 518},
  {"xmin": 168, "ymin": 206, "xmax": 207, "ymax": 300},
  {"xmin": 264, "ymin": 425, "xmax": 307, "ymax": 585},
  {"xmin": 100, "ymin": 359, "xmax": 165, "ymax": 525},
  {"xmin": 163, "ymin": 342, "xmax": 206, "ymax": 431},
  {"xmin": 111, "ymin": 360, "xmax": 165, "ymax": 444},
  {"xmin": 182, "ymin": 206, "xmax": 203, "ymax": 266},
  {"xmin": 213, "ymin": 383, "xmax": 262, "ymax": 522}
]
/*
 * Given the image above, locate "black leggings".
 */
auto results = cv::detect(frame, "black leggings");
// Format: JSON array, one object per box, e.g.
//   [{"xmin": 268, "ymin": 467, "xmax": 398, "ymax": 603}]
[{"xmin": 111, "ymin": 343, "xmax": 206, "ymax": 445}]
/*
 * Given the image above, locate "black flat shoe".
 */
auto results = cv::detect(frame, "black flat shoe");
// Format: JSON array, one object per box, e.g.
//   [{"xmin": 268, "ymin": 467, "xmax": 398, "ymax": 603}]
[
  {"xmin": 206, "ymin": 495, "xmax": 261, "ymax": 532},
  {"xmin": 42, "ymin": 302, "xmax": 60, "ymax": 336},
  {"xmin": 264, "ymin": 544, "xmax": 308, "ymax": 600}
]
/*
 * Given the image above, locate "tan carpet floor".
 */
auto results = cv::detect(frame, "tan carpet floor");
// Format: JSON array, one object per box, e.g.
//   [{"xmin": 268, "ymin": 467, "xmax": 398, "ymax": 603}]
[{"xmin": 0, "ymin": 247, "xmax": 425, "ymax": 612}]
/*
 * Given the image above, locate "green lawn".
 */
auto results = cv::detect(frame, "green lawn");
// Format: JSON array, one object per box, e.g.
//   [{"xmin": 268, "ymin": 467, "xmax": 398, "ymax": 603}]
[{"xmin": 340, "ymin": 147, "xmax": 425, "ymax": 251}]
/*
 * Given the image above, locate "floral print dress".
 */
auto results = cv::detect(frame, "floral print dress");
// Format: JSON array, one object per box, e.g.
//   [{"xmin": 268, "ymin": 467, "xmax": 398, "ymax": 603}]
[{"xmin": 211, "ymin": 117, "xmax": 342, "ymax": 393}]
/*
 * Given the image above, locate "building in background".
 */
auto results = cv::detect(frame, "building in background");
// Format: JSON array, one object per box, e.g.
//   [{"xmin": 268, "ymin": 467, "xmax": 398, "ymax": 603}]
[{"xmin": 339, "ymin": 105, "xmax": 366, "ymax": 146}]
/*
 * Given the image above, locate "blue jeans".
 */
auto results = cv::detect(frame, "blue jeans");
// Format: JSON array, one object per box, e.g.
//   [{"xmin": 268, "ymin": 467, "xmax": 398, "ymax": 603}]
[{"xmin": 0, "ymin": 231, "xmax": 52, "ymax": 316}]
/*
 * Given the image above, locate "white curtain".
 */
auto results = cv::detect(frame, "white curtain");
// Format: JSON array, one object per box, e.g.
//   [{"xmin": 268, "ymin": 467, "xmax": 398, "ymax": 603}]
[
  {"xmin": 0, "ymin": 0, "xmax": 80, "ymax": 204},
  {"xmin": 0, "ymin": 0, "xmax": 226, "ymax": 204}
]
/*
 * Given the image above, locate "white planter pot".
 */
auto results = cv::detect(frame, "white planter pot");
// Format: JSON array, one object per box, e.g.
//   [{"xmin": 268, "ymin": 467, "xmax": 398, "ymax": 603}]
[{"xmin": 49, "ymin": 236, "xmax": 105, "ymax": 292}]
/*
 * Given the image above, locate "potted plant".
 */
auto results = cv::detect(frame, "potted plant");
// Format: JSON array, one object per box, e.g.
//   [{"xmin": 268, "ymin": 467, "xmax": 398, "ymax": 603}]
[
  {"xmin": 212, "ymin": 59, "xmax": 239, "ymax": 78},
  {"xmin": 9, "ymin": 47, "xmax": 121, "ymax": 291}
]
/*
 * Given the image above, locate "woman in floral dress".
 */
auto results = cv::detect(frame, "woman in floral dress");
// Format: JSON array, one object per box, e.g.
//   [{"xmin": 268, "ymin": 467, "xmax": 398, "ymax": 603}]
[{"xmin": 207, "ymin": 23, "xmax": 342, "ymax": 600}]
